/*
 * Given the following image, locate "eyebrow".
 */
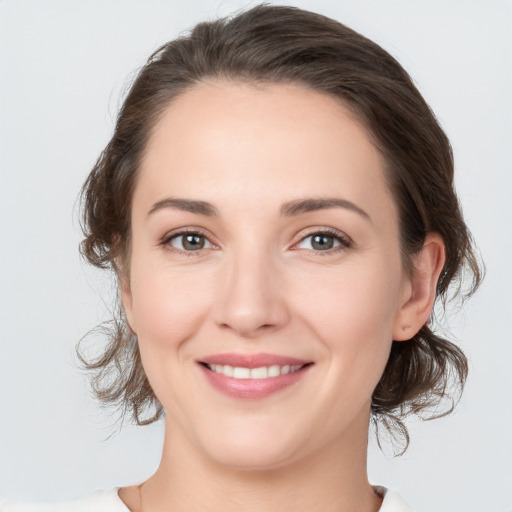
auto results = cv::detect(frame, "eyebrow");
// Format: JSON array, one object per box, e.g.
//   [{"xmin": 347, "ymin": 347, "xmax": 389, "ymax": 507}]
[
  {"xmin": 281, "ymin": 198, "xmax": 371, "ymax": 221},
  {"xmin": 147, "ymin": 196, "xmax": 371, "ymax": 222},
  {"xmin": 147, "ymin": 198, "xmax": 219, "ymax": 217}
]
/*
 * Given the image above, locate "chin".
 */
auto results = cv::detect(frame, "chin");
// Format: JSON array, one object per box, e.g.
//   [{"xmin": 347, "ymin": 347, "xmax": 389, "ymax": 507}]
[
  {"xmin": 207, "ymin": 445, "xmax": 298, "ymax": 472},
  {"xmin": 195, "ymin": 424, "xmax": 304, "ymax": 472}
]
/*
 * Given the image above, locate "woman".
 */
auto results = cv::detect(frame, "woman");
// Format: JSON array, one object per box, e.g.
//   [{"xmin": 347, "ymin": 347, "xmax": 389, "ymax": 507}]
[{"xmin": 0, "ymin": 5, "xmax": 482, "ymax": 512}]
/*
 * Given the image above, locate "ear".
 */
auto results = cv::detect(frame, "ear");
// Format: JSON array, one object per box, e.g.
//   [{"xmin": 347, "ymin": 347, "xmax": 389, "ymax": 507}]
[{"xmin": 393, "ymin": 232, "xmax": 445, "ymax": 341}]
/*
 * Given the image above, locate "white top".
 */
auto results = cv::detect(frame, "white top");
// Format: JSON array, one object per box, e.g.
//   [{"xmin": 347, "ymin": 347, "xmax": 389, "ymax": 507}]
[{"xmin": 0, "ymin": 486, "xmax": 412, "ymax": 511}]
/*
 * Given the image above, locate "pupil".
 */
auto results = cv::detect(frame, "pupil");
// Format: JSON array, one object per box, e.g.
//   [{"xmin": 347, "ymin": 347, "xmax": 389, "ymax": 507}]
[
  {"xmin": 183, "ymin": 235, "xmax": 204, "ymax": 250},
  {"xmin": 312, "ymin": 235, "xmax": 333, "ymax": 250}
]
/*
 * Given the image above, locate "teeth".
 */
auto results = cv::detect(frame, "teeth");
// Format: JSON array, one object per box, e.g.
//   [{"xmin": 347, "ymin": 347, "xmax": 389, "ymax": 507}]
[
  {"xmin": 251, "ymin": 366, "xmax": 268, "ymax": 379},
  {"xmin": 233, "ymin": 367, "xmax": 250, "ymax": 379},
  {"xmin": 222, "ymin": 365, "xmax": 234, "ymax": 377},
  {"xmin": 268, "ymin": 365, "xmax": 280, "ymax": 377},
  {"xmin": 207, "ymin": 364, "xmax": 303, "ymax": 379}
]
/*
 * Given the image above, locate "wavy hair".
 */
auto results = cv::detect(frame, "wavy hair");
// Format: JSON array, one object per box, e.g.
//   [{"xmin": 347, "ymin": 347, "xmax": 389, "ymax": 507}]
[{"xmin": 78, "ymin": 4, "xmax": 483, "ymax": 451}]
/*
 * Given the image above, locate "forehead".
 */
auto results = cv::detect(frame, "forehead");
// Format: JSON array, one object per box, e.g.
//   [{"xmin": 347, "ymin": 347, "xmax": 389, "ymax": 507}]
[{"xmin": 135, "ymin": 81, "xmax": 395, "ymax": 221}]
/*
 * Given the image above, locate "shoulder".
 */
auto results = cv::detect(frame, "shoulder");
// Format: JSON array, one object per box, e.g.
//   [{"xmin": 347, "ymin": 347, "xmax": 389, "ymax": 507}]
[
  {"xmin": 1, "ymin": 485, "xmax": 412, "ymax": 512},
  {"xmin": 375, "ymin": 485, "xmax": 414, "ymax": 512},
  {"xmin": 0, "ymin": 488, "xmax": 130, "ymax": 512}
]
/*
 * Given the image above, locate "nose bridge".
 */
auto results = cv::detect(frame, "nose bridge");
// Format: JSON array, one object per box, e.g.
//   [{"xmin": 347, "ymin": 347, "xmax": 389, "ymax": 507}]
[{"xmin": 214, "ymin": 241, "xmax": 288, "ymax": 336}]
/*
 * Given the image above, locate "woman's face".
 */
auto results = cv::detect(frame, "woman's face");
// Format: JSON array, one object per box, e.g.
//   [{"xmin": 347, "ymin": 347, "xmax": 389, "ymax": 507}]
[{"xmin": 123, "ymin": 81, "xmax": 413, "ymax": 469}]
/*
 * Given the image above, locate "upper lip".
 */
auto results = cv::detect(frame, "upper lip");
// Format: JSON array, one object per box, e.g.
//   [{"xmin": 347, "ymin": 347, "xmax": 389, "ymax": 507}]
[{"xmin": 198, "ymin": 352, "xmax": 312, "ymax": 368}]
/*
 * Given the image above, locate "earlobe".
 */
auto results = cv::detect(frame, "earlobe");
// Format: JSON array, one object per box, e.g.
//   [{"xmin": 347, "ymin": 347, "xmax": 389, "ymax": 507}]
[{"xmin": 393, "ymin": 232, "xmax": 445, "ymax": 341}]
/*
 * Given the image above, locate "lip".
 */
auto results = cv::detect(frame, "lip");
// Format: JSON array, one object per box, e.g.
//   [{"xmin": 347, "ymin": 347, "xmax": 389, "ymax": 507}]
[
  {"xmin": 197, "ymin": 352, "xmax": 313, "ymax": 399},
  {"xmin": 199, "ymin": 352, "xmax": 310, "ymax": 368}
]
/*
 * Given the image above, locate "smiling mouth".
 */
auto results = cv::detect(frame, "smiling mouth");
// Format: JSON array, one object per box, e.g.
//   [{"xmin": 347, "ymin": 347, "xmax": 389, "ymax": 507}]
[
  {"xmin": 197, "ymin": 353, "xmax": 313, "ymax": 398},
  {"xmin": 201, "ymin": 363, "xmax": 309, "ymax": 380}
]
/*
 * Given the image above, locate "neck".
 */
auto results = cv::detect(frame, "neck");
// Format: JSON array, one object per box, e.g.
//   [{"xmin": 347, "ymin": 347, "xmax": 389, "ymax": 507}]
[{"xmin": 138, "ymin": 414, "xmax": 381, "ymax": 512}]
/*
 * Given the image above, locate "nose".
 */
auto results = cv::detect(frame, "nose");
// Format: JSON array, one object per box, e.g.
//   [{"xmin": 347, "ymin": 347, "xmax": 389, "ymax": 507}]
[{"xmin": 212, "ymin": 250, "xmax": 290, "ymax": 338}]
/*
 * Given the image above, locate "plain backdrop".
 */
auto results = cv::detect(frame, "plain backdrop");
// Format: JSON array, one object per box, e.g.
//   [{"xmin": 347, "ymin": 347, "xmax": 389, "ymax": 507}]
[{"xmin": 1, "ymin": 1, "xmax": 511, "ymax": 511}]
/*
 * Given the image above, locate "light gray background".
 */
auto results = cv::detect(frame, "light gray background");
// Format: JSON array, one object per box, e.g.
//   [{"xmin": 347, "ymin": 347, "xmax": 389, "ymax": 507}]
[{"xmin": 1, "ymin": 1, "xmax": 511, "ymax": 511}]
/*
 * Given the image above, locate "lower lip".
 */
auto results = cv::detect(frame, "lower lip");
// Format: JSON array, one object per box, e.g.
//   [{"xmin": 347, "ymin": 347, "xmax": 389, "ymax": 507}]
[{"xmin": 199, "ymin": 364, "xmax": 311, "ymax": 399}]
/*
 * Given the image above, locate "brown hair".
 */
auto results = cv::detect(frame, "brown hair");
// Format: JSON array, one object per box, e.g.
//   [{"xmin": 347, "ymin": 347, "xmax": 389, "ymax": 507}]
[{"xmin": 78, "ymin": 4, "xmax": 482, "ymax": 450}]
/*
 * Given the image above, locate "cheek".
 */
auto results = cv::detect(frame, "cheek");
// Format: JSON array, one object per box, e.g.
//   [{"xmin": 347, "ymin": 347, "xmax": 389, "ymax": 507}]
[
  {"xmin": 291, "ymin": 258, "xmax": 402, "ymax": 369},
  {"xmin": 127, "ymin": 260, "xmax": 216, "ymax": 409},
  {"xmin": 129, "ymin": 259, "xmax": 214, "ymax": 349}
]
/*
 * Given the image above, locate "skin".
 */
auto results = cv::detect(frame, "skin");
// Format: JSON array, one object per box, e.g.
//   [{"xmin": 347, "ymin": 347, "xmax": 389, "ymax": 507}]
[{"xmin": 118, "ymin": 81, "xmax": 445, "ymax": 512}]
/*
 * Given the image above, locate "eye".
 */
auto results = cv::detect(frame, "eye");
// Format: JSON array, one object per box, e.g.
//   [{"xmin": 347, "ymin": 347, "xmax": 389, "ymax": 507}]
[
  {"xmin": 294, "ymin": 229, "xmax": 351, "ymax": 252},
  {"xmin": 162, "ymin": 231, "xmax": 215, "ymax": 252}
]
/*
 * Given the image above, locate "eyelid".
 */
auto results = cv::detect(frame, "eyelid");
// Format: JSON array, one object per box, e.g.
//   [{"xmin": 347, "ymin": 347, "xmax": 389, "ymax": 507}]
[
  {"xmin": 290, "ymin": 227, "xmax": 352, "ymax": 252},
  {"xmin": 159, "ymin": 227, "xmax": 219, "ymax": 254},
  {"xmin": 158, "ymin": 226, "xmax": 351, "ymax": 255}
]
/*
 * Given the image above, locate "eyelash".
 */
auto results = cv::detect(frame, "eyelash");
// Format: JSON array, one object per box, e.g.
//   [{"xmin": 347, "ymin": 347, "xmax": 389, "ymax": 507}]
[
  {"xmin": 159, "ymin": 227, "xmax": 352, "ymax": 256},
  {"xmin": 292, "ymin": 228, "xmax": 352, "ymax": 255},
  {"xmin": 160, "ymin": 228, "xmax": 216, "ymax": 257}
]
